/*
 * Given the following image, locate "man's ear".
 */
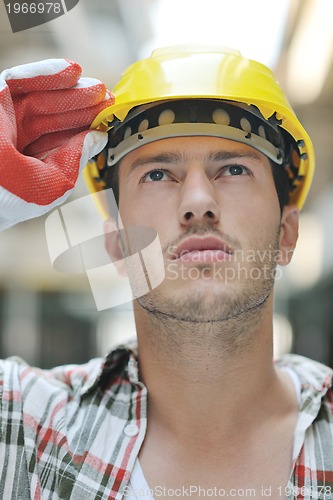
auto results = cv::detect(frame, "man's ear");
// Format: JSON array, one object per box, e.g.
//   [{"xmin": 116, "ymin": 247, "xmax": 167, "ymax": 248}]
[
  {"xmin": 104, "ymin": 218, "xmax": 127, "ymax": 276},
  {"xmin": 277, "ymin": 205, "xmax": 299, "ymax": 267}
]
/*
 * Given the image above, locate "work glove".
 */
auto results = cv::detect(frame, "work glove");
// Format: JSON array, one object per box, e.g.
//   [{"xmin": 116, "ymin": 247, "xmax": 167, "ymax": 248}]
[{"xmin": 0, "ymin": 58, "xmax": 114, "ymax": 230}]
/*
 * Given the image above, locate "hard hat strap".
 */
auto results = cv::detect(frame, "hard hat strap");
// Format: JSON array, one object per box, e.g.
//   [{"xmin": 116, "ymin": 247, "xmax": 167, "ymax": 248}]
[
  {"xmin": 106, "ymin": 99, "xmax": 287, "ymax": 167},
  {"xmin": 107, "ymin": 122, "xmax": 282, "ymax": 167}
]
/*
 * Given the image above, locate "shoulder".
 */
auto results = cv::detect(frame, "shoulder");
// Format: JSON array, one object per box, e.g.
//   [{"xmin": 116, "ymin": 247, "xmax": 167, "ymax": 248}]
[
  {"xmin": 276, "ymin": 353, "xmax": 333, "ymax": 419},
  {"xmin": 280, "ymin": 356, "xmax": 333, "ymax": 475},
  {"xmin": 276, "ymin": 353, "xmax": 332, "ymax": 386},
  {"xmin": 0, "ymin": 355, "xmax": 103, "ymax": 395},
  {"xmin": 0, "ymin": 342, "xmax": 138, "ymax": 402},
  {"xmin": 0, "ymin": 344, "xmax": 137, "ymax": 443}
]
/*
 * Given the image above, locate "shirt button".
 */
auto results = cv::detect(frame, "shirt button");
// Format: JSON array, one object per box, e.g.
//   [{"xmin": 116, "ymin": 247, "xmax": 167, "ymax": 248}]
[{"xmin": 124, "ymin": 424, "xmax": 139, "ymax": 437}]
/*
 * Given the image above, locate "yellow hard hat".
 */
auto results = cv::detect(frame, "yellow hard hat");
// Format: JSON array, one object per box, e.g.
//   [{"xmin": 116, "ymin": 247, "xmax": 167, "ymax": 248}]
[{"xmin": 84, "ymin": 45, "xmax": 314, "ymax": 214}]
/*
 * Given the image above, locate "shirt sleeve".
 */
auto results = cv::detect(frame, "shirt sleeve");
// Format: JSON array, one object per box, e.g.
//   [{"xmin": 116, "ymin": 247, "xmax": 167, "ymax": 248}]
[{"xmin": 0, "ymin": 358, "xmax": 33, "ymax": 499}]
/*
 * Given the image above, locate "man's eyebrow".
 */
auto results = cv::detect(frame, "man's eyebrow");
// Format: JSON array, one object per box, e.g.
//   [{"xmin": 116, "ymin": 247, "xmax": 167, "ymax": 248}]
[
  {"xmin": 208, "ymin": 150, "xmax": 265, "ymax": 163},
  {"xmin": 128, "ymin": 149, "xmax": 266, "ymax": 174},
  {"xmin": 129, "ymin": 152, "xmax": 182, "ymax": 171}
]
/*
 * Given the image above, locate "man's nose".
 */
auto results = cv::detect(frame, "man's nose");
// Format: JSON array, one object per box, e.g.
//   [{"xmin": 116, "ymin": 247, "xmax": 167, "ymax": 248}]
[{"xmin": 177, "ymin": 169, "xmax": 221, "ymax": 225}]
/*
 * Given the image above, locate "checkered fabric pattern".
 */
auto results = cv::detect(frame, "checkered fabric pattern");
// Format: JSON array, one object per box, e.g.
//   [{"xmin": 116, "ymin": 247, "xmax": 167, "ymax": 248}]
[{"xmin": 0, "ymin": 347, "xmax": 332, "ymax": 499}]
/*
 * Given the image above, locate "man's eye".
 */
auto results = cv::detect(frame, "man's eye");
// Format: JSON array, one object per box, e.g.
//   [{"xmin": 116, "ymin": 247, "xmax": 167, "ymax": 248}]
[
  {"xmin": 222, "ymin": 165, "xmax": 249, "ymax": 176},
  {"xmin": 142, "ymin": 169, "xmax": 170, "ymax": 182}
]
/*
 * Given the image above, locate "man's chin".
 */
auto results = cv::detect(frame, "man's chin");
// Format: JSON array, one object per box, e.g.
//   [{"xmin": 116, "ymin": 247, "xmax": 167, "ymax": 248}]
[
  {"xmin": 136, "ymin": 286, "xmax": 245, "ymax": 323},
  {"xmin": 136, "ymin": 268, "xmax": 275, "ymax": 324}
]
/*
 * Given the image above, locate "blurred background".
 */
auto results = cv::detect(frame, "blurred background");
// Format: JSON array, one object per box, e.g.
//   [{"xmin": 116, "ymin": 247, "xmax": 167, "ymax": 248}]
[{"xmin": 0, "ymin": 0, "xmax": 332, "ymax": 368}]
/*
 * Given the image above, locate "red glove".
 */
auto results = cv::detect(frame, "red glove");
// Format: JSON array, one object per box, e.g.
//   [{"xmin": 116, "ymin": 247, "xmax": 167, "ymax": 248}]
[{"xmin": 0, "ymin": 59, "xmax": 114, "ymax": 230}]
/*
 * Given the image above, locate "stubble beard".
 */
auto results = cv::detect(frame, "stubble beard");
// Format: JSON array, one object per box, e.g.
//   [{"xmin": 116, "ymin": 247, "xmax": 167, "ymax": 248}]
[{"xmin": 136, "ymin": 225, "xmax": 281, "ymax": 327}]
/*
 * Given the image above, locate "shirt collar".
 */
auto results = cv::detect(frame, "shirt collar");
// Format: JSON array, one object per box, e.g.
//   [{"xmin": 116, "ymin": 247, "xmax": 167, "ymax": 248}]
[{"xmin": 79, "ymin": 341, "xmax": 139, "ymax": 399}]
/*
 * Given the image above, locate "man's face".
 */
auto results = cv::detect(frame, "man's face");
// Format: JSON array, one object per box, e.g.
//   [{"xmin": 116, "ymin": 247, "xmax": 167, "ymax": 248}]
[{"xmin": 109, "ymin": 136, "xmax": 297, "ymax": 323}]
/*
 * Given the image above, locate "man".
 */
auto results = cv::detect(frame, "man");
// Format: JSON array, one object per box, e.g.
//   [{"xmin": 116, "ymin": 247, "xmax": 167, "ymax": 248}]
[{"xmin": 0, "ymin": 46, "xmax": 332, "ymax": 500}]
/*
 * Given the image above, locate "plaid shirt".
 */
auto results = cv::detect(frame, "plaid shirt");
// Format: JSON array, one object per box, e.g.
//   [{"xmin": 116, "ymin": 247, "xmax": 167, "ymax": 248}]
[{"xmin": 0, "ymin": 347, "xmax": 332, "ymax": 500}]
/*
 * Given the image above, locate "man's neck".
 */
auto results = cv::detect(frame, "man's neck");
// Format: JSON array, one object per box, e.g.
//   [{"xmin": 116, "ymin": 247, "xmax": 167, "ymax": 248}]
[{"xmin": 133, "ymin": 295, "xmax": 294, "ymax": 446}]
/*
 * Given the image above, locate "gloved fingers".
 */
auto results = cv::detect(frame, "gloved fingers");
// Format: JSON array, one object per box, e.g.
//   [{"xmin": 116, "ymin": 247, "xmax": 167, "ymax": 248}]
[
  {"xmin": 0, "ymin": 128, "xmax": 107, "ymax": 232},
  {"xmin": 24, "ymin": 126, "xmax": 88, "ymax": 156},
  {"xmin": 13, "ymin": 79, "xmax": 112, "ymax": 119},
  {"xmin": 0, "ymin": 130, "xmax": 107, "ymax": 206},
  {"xmin": 38, "ymin": 129, "xmax": 108, "ymax": 187},
  {"xmin": 2, "ymin": 59, "xmax": 82, "ymax": 94},
  {"xmin": 17, "ymin": 94, "xmax": 113, "ymax": 152},
  {"xmin": 0, "ymin": 58, "xmax": 111, "ymax": 231},
  {"xmin": 0, "ymin": 85, "xmax": 16, "ymax": 139}
]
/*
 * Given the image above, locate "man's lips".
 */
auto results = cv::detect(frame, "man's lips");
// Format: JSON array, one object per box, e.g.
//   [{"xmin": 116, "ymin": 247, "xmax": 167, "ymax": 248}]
[{"xmin": 171, "ymin": 236, "xmax": 233, "ymax": 263}]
